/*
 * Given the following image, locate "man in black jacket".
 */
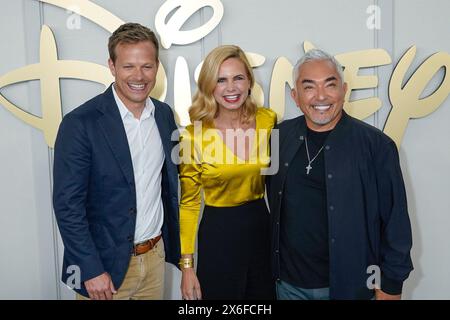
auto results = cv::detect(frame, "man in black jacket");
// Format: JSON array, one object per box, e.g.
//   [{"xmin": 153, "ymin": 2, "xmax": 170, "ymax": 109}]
[{"xmin": 268, "ymin": 49, "xmax": 413, "ymax": 300}]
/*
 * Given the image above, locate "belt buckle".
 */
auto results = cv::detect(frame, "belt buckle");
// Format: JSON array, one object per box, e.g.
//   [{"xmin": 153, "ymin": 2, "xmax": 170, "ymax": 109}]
[
  {"xmin": 132, "ymin": 236, "xmax": 160, "ymax": 256},
  {"xmin": 133, "ymin": 240, "xmax": 148, "ymax": 256},
  {"xmin": 148, "ymin": 237, "xmax": 156, "ymax": 249}
]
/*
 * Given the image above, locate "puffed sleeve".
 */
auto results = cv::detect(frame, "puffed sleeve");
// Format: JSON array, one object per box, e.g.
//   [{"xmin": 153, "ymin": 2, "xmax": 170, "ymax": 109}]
[{"xmin": 179, "ymin": 125, "xmax": 203, "ymax": 254}]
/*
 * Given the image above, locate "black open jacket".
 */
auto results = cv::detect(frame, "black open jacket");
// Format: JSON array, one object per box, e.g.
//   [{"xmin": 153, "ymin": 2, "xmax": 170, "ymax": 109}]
[{"xmin": 267, "ymin": 112, "xmax": 413, "ymax": 299}]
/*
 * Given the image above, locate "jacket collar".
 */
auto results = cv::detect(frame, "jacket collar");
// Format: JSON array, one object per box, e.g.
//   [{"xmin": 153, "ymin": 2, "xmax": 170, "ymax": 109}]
[
  {"xmin": 96, "ymin": 84, "xmax": 135, "ymax": 188},
  {"xmin": 281, "ymin": 110, "xmax": 351, "ymax": 165},
  {"xmin": 296, "ymin": 110, "xmax": 351, "ymax": 142}
]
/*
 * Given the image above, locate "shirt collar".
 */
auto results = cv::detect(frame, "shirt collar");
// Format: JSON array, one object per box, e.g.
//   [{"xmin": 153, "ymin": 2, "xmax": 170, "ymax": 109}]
[{"xmin": 112, "ymin": 83, "xmax": 155, "ymax": 120}]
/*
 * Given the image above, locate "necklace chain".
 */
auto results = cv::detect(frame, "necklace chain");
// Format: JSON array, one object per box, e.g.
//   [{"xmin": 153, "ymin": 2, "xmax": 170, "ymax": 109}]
[{"xmin": 305, "ymin": 136, "xmax": 324, "ymax": 175}]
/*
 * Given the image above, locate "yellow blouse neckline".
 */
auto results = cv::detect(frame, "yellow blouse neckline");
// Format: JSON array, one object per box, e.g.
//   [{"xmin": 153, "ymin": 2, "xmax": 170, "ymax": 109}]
[{"xmin": 211, "ymin": 109, "xmax": 262, "ymax": 162}]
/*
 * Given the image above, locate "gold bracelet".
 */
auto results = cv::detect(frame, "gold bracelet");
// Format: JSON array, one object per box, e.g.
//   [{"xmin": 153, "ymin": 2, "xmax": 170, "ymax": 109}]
[{"xmin": 179, "ymin": 257, "xmax": 194, "ymax": 269}]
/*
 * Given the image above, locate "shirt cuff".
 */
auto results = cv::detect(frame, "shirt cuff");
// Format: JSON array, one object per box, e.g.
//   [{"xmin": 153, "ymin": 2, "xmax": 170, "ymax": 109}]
[{"xmin": 381, "ymin": 275, "xmax": 403, "ymax": 295}]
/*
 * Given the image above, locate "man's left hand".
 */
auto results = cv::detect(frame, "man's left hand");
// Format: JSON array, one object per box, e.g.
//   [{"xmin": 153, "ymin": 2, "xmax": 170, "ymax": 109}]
[{"xmin": 375, "ymin": 289, "xmax": 401, "ymax": 300}]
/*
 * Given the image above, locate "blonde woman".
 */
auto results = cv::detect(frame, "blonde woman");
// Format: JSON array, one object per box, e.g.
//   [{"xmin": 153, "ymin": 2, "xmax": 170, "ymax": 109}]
[{"xmin": 179, "ymin": 45, "xmax": 276, "ymax": 300}]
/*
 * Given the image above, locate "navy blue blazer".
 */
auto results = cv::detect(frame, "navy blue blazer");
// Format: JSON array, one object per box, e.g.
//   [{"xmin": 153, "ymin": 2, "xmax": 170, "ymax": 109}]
[{"xmin": 53, "ymin": 85, "xmax": 181, "ymax": 297}]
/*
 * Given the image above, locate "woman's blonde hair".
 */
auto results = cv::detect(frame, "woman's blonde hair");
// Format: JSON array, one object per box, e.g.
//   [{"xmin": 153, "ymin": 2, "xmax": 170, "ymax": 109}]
[{"xmin": 189, "ymin": 45, "xmax": 257, "ymax": 126}]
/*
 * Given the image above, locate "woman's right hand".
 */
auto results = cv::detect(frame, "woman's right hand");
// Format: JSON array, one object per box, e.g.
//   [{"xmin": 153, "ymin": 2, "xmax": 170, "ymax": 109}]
[{"xmin": 181, "ymin": 267, "xmax": 202, "ymax": 300}]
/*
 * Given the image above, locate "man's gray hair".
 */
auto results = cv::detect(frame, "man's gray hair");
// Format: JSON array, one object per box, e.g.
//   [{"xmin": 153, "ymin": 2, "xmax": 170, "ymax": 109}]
[{"xmin": 292, "ymin": 49, "xmax": 345, "ymax": 85}]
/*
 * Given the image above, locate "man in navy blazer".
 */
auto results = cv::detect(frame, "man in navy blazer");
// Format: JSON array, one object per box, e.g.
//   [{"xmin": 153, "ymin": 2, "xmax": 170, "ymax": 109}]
[{"xmin": 53, "ymin": 23, "xmax": 180, "ymax": 299}]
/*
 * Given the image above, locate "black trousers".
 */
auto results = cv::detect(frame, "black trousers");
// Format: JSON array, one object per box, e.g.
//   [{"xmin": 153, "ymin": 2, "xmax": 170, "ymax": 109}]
[{"xmin": 197, "ymin": 199, "xmax": 275, "ymax": 300}]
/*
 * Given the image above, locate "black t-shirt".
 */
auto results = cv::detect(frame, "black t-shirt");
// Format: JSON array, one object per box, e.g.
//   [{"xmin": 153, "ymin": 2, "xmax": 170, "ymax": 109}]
[{"xmin": 280, "ymin": 127, "xmax": 331, "ymax": 288}]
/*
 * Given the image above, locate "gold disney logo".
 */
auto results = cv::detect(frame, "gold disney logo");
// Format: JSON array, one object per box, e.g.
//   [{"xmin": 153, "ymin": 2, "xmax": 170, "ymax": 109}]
[{"xmin": 0, "ymin": 0, "xmax": 449, "ymax": 148}]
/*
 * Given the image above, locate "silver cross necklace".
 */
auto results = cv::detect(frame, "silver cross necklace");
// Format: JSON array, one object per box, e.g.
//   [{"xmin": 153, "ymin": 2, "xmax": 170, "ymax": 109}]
[{"xmin": 305, "ymin": 136, "xmax": 325, "ymax": 175}]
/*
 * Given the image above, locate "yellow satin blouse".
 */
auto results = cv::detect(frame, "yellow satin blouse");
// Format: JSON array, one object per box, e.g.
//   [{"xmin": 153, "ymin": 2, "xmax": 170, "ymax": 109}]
[{"xmin": 179, "ymin": 107, "xmax": 277, "ymax": 254}]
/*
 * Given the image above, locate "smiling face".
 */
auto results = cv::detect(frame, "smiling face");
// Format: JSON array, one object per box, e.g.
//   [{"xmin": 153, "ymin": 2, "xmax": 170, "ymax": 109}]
[
  {"xmin": 213, "ymin": 57, "xmax": 251, "ymax": 112},
  {"xmin": 291, "ymin": 59, "xmax": 347, "ymax": 131},
  {"xmin": 108, "ymin": 40, "xmax": 158, "ymax": 115}
]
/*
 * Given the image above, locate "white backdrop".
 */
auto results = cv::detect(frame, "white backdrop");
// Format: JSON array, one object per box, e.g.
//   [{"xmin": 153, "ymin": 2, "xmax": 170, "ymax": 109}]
[{"xmin": 0, "ymin": 0, "xmax": 449, "ymax": 299}]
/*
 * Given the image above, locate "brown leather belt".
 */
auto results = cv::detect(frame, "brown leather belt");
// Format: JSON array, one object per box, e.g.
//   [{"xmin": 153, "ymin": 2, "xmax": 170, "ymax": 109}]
[{"xmin": 132, "ymin": 235, "xmax": 162, "ymax": 256}]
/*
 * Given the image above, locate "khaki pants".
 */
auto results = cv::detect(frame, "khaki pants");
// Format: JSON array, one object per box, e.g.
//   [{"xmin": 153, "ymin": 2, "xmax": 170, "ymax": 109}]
[{"xmin": 77, "ymin": 239, "xmax": 165, "ymax": 300}]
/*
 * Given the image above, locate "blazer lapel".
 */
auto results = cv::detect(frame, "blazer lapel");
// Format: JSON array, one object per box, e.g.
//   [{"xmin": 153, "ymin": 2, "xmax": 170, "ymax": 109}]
[
  {"xmin": 97, "ymin": 86, "xmax": 135, "ymax": 187},
  {"xmin": 153, "ymin": 100, "xmax": 173, "ymax": 163}
]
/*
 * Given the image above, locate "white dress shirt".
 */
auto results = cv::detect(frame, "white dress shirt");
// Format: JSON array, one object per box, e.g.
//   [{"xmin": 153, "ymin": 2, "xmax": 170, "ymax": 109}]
[{"xmin": 112, "ymin": 85, "xmax": 165, "ymax": 244}]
